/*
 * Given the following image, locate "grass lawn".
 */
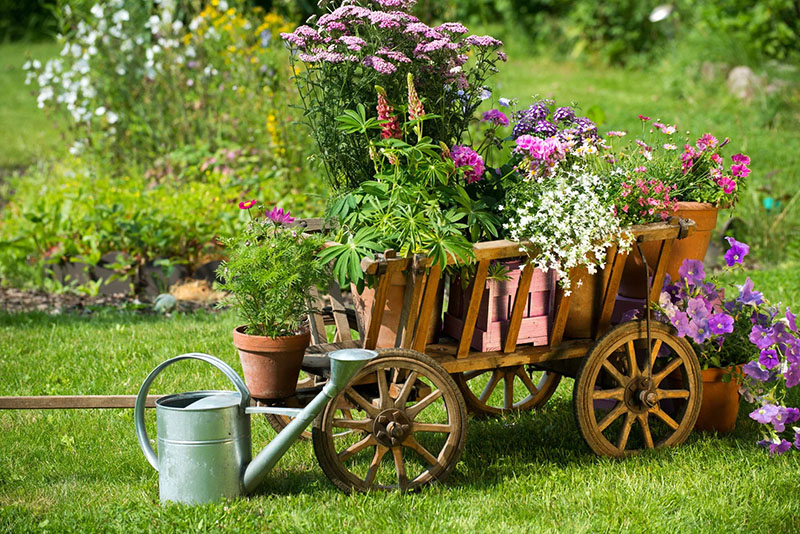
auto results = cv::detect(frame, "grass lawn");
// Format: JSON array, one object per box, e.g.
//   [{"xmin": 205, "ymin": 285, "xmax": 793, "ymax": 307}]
[{"xmin": 2, "ymin": 308, "xmax": 800, "ymax": 533}]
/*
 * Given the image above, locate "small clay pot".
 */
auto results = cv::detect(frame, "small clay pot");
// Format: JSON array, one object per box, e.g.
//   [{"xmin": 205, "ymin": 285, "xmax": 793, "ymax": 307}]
[
  {"xmin": 694, "ymin": 365, "xmax": 742, "ymax": 434},
  {"xmin": 232, "ymin": 326, "xmax": 310, "ymax": 400}
]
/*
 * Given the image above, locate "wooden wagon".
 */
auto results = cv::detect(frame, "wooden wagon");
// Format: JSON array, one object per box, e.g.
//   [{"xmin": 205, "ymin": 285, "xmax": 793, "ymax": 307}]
[{"xmin": 263, "ymin": 218, "xmax": 703, "ymax": 493}]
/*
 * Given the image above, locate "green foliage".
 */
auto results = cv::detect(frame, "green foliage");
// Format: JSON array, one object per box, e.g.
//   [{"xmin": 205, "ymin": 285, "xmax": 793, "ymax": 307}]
[
  {"xmin": 216, "ymin": 211, "xmax": 330, "ymax": 337},
  {"xmin": 0, "ymin": 0, "xmax": 59, "ymax": 42}
]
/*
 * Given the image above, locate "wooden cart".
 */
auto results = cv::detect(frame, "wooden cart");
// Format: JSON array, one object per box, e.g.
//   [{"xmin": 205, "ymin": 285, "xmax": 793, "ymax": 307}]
[{"xmin": 265, "ymin": 218, "xmax": 703, "ymax": 493}]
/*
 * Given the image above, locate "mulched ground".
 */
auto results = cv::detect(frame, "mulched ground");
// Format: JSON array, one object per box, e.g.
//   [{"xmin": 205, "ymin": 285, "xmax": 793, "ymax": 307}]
[{"xmin": 0, "ymin": 286, "xmax": 220, "ymax": 315}]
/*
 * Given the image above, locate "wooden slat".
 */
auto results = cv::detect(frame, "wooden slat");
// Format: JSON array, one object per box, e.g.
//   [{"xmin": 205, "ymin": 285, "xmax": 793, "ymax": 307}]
[
  {"xmin": 549, "ymin": 277, "xmax": 574, "ymax": 348},
  {"xmin": 328, "ymin": 284, "xmax": 352, "ymax": 342},
  {"xmin": 411, "ymin": 264, "xmax": 443, "ymax": 353},
  {"xmin": 457, "ymin": 260, "xmax": 490, "ymax": 358},
  {"xmin": 427, "ymin": 339, "xmax": 593, "ymax": 374},
  {"xmin": 305, "ymin": 339, "xmax": 362, "ymax": 355},
  {"xmin": 503, "ymin": 263, "xmax": 534, "ymax": 354},
  {"xmin": 627, "ymin": 220, "xmax": 696, "ymax": 242},
  {"xmin": 596, "ymin": 246, "xmax": 628, "ymax": 338},
  {"xmin": 307, "ymin": 286, "xmax": 328, "ymax": 345},
  {"xmin": 363, "ymin": 257, "xmax": 404, "ymax": 350},
  {"xmin": 0, "ymin": 395, "xmax": 164, "ymax": 410},
  {"xmin": 649, "ymin": 238, "xmax": 675, "ymax": 304},
  {"xmin": 401, "ymin": 257, "xmax": 428, "ymax": 349}
]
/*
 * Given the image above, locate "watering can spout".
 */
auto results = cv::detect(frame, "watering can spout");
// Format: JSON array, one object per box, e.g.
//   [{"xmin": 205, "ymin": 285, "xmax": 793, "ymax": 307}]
[{"xmin": 242, "ymin": 349, "xmax": 377, "ymax": 494}]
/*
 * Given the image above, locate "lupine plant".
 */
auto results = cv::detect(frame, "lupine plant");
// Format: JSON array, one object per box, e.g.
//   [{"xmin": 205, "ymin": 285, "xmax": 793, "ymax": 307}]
[
  {"xmin": 654, "ymin": 239, "xmax": 800, "ymax": 455},
  {"xmin": 280, "ymin": 0, "xmax": 506, "ymax": 190}
]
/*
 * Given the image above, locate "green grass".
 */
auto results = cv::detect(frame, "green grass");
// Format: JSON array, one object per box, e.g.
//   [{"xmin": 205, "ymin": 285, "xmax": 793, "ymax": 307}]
[
  {"xmin": 0, "ymin": 41, "xmax": 67, "ymax": 170},
  {"xmin": 2, "ymin": 309, "xmax": 800, "ymax": 533}
]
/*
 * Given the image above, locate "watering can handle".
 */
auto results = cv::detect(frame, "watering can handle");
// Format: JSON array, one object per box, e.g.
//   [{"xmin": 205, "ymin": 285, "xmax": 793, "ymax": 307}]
[{"xmin": 134, "ymin": 352, "xmax": 251, "ymax": 471}]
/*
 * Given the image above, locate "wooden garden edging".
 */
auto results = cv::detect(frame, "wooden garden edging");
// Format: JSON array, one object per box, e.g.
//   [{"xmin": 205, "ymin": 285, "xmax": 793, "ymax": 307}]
[{"xmin": 0, "ymin": 395, "xmax": 164, "ymax": 409}]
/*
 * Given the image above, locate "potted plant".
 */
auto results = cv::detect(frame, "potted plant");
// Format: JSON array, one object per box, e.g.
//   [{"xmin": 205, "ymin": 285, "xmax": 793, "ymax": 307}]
[
  {"xmin": 652, "ymin": 238, "xmax": 794, "ymax": 434},
  {"xmin": 216, "ymin": 202, "xmax": 330, "ymax": 399},
  {"xmin": 602, "ymin": 118, "xmax": 752, "ymax": 297}
]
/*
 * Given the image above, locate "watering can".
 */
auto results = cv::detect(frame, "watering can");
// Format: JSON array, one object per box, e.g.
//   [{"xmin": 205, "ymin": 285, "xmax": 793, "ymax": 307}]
[{"xmin": 134, "ymin": 349, "xmax": 376, "ymax": 504}]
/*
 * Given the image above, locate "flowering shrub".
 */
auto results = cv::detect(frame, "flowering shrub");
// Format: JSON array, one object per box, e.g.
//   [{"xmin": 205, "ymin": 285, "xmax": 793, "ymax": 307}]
[
  {"xmin": 654, "ymin": 240, "xmax": 800, "ymax": 455},
  {"xmin": 281, "ymin": 0, "xmax": 506, "ymax": 190},
  {"xmin": 600, "ymin": 117, "xmax": 752, "ymax": 208},
  {"xmin": 24, "ymin": 0, "xmax": 301, "ymax": 175}
]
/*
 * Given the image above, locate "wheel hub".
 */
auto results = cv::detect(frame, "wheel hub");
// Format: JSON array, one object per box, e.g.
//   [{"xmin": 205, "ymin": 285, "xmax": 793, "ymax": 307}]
[
  {"xmin": 624, "ymin": 377, "xmax": 658, "ymax": 413},
  {"xmin": 373, "ymin": 408, "xmax": 412, "ymax": 447}
]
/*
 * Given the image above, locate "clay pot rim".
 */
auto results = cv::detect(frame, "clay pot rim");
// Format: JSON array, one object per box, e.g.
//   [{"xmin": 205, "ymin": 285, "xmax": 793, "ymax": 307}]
[
  {"xmin": 233, "ymin": 324, "xmax": 309, "ymax": 339},
  {"xmin": 701, "ymin": 364, "xmax": 743, "ymax": 381}
]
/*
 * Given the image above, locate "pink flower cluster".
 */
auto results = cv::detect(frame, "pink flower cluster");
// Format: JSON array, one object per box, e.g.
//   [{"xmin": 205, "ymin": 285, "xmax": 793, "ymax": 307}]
[
  {"xmin": 680, "ymin": 132, "xmax": 750, "ymax": 196},
  {"xmin": 514, "ymin": 135, "xmax": 566, "ymax": 178},
  {"xmin": 450, "ymin": 145, "xmax": 485, "ymax": 183},
  {"xmin": 481, "ymin": 108, "xmax": 509, "ymax": 126},
  {"xmin": 618, "ymin": 178, "xmax": 678, "ymax": 222}
]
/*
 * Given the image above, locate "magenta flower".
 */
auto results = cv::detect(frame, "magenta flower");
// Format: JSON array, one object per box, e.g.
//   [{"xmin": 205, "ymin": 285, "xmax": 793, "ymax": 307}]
[
  {"xmin": 638, "ymin": 114, "xmax": 650, "ymax": 121},
  {"xmin": 731, "ymin": 153, "xmax": 751, "ymax": 165},
  {"xmin": 376, "ymin": 86, "xmax": 401, "ymax": 140},
  {"xmin": 696, "ymin": 133, "xmax": 718, "ymax": 151},
  {"xmin": 450, "ymin": 145, "xmax": 485, "ymax": 184},
  {"xmin": 708, "ymin": 313, "xmax": 734, "ymax": 335},
  {"xmin": 266, "ymin": 206, "xmax": 295, "ymax": 225},
  {"xmin": 239, "ymin": 200, "xmax": 257, "ymax": 210},
  {"xmin": 482, "ymin": 109, "xmax": 509, "ymax": 126},
  {"xmin": 723, "ymin": 237, "xmax": 749, "ymax": 267},
  {"xmin": 678, "ymin": 259, "xmax": 705, "ymax": 286},
  {"xmin": 759, "ymin": 348, "xmax": 780, "ymax": 369}
]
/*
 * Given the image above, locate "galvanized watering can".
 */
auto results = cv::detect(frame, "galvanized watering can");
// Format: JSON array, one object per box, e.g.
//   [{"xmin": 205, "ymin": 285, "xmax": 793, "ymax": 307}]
[{"xmin": 134, "ymin": 349, "xmax": 376, "ymax": 504}]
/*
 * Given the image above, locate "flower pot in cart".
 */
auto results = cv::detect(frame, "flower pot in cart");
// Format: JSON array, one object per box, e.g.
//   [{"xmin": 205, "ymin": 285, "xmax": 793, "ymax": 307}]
[
  {"xmin": 232, "ymin": 326, "xmax": 310, "ymax": 400},
  {"xmin": 443, "ymin": 260, "xmax": 555, "ymax": 352},
  {"xmin": 563, "ymin": 265, "xmax": 610, "ymax": 339},
  {"xmin": 694, "ymin": 365, "xmax": 742, "ymax": 434},
  {"xmin": 619, "ymin": 202, "xmax": 719, "ymax": 298},
  {"xmin": 353, "ymin": 271, "xmax": 442, "ymax": 348}
]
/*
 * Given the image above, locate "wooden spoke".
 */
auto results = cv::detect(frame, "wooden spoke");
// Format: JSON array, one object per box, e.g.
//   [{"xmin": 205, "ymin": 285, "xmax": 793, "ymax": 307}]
[
  {"xmin": 332, "ymin": 418, "xmax": 373, "ymax": 432},
  {"xmin": 650, "ymin": 406, "xmax": 680, "ymax": 430},
  {"xmin": 516, "ymin": 367, "xmax": 540, "ymax": 396},
  {"xmin": 376, "ymin": 369, "xmax": 391, "ymax": 410},
  {"xmin": 638, "ymin": 413, "xmax": 654, "ymax": 449},
  {"xmin": 393, "ymin": 371, "xmax": 419, "ymax": 408},
  {"xmin": 479, "ymin": 369, "xmax": 502, "ymax": 403},
  {"xmin": 503, "ymin": 372, "xmax": 514, "ymax": 411},
  {"xmin": 338, "ymin": 435, "xmax": 376, "ymax": 463},
  {"xmin": 462, "ymin": 369, "xmax": 484, "ymax": 381},
  {"xmin": 412, "ymin": 422, "xmax": 453, "ymax": 433},
  {"xmin": 592, "ymin": 388, "xmax": 625, "ymax": 401},
  {"xmin": 626, "ymin": 341, "xmax": 639, "ymax": 377},
  {"xmin": 364, "ymin": 445, "xmax": 389, "ymax": 486},
  {"xmin": 403, "ymin": 437, "xmax": 438, "ymax": 466},
  {"xmin": 345, "ymin": 387, "xmax": 380, "ymax": 418},
  {"xmin": 653, "ymin": 357, "xmax": 684, "ymax": 386},
  {"xmin": 616, "ymin": 412, "xmax": 635, "ymax": 451},
  {"xmin": 647, "ymin": 339, "xmax": 663, "ymax": 377},
  {"xmin": 602, "ymin": 360, "xmax": 627, "ymax": 386},
  {"xmin": 657, "ymin": 389, "xmax": 690, "ymax": 400},
  {"xmin": 392, "ymin": 447, "xmax": 408, "ymax": 491},
  {"xmin": 597, "ymin": 403, "xmax": 626, "ymax": 432},
  {"xmin": 406, "ymin": 388, "xmax": 443, "ymax": 420}
]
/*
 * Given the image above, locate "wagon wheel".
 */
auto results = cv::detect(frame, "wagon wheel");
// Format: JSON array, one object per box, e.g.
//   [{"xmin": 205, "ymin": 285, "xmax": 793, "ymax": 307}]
[
  {"xmin": 453, "ymin": 367, "xmax": 561, "ymax": 416},
  {"xmin": 312, "ymin": 349, "xmax": 467, "ymax": 493},
  {"xmin": 573, "ymin": 320, "xmax": 702, "ymax": 458},
  {"xmin": 264, "ymin": 376, "xmax": 355, "ymax": 440}
]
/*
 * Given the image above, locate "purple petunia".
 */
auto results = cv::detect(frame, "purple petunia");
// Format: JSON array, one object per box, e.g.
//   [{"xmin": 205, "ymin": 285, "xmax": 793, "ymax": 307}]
[
  {"xmin": 786, "ymin": 308, "xmax": 797, "ymax": 332},
  {"xmin": 687, "ymin": 317, "xmax": 712, "ymax": 344},
  {"xmin": 750, "ymin": 403, "xmax": 779, "ymax": 424},
  {"xmin": 743, "ymin": 360, "xmax": 770, "ymax": 381},
  {"xmin": 737, "ymin": 277, "xmax": 764, "ymax": 306},
  {"xmin": 786, "ymin": 363, "xmax": 800, "ymax": 389},
  {"xmin": 724, "ymin": 237, "xmax": 749, "ymax": 267},
  {"xmin": 770, "ymin": 439, "xmax": 793, "ymax": 455},
  {"xmin": 759, "ymin": 348, "xmax": 780, "ymax": 369},
  {"xmin": 750, "ymin": 324, "xmax": 775, "ymax": 350},
  {"xmin": 795, "ymin": 430, "xmax": 800, "ymax": 450},
  {"xmin": 708, "ymin": 313, "xmax": 734, "ymax": 335},
  {"xmin": 678, "ymin": 259, "xmax": 705, "ymax": 286}
]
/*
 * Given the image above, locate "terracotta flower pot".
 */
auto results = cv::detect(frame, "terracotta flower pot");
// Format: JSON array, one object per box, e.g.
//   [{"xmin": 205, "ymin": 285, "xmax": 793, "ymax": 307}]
[
  {"xmin": 619, "ymin": 202, "xmax": 719, "ymax": 299},
  {"xmin": 232, "ymin": 326, "xmax": 310, "ymax": 400},
  {"xmin": 694, "ymin": 365, "xmax": 742, "ymax": 434},
  {"xmin": 563, "ymin": 265, "xmax": 610, "ymax": 339}
]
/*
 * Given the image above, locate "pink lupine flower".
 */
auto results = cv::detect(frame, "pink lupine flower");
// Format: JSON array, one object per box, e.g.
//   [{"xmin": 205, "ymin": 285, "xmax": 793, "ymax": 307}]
[
  {"xmin": 407, "ymin": 73, "xmax": 425, "ymax": 121},
  {"xmin": 376, "ymin": 86, "xmax": 402, "ymax": 139}
]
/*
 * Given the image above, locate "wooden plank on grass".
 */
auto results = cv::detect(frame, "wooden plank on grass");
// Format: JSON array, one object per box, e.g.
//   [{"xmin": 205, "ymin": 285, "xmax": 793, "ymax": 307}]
[{"xmin": 0, "ymin": 395, "xmax": 165, "ymax": 409}]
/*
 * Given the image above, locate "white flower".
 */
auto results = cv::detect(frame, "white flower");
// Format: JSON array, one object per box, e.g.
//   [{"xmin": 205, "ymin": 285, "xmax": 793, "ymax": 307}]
[
  {"xmin": 95, "ymin": 106, "xmax": 106, "ymax": 116},
  {"xmin": 189, "ymin": 17, "xmax": 202, "ymax": 32},
  {"xmin": 22, "ymin": 60, "xmax": 31, "ymax": 70},
  {"xmin": 70, "ymin": 43, "xmax": 82, "ymax": 58},
  {"xmin": 116, "ymin": 65, "xmax": 126, "ymax": 75},
  {"xmin": 172, "ymin": 20, "xmax": 183, "ymax": 33},
  {"xmin": 147, "ymin": 15, "xmax": 161, "ymax": 29},
  {"xmin": 112, "ymin": 9, "xmax": 130, "ymax": 24},
  {"xmin": 218, "ymin": 0, "xmax": 229, "ymax": 11},
  {"xmin": 106, "ymin": 111, "xmax": 119, "ymax": 124},
  {"xmin": 90, "ymin": 4, "xmax": 104, "ymax": 19}
]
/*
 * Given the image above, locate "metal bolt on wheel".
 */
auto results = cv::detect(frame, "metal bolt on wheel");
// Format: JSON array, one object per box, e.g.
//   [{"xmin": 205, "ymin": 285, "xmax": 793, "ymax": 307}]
[
  {"xmin": 573, "ymin": 321, "xmax": 702, "ymax": 457},
  {"xmin": 312, "ymin": 349, "xmax": 467, "ymax": 493}
]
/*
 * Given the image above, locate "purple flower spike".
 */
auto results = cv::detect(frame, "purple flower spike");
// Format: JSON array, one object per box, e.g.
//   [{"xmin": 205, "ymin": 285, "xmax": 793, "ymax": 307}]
[
  {"xmin": 737, "ymin": 277, "xmax": 764, "ymax": 306},
  {"xmin": 749, "ymin": 324, "xmax": 775, "ymax": 350},
  {"xmin": 770, "ymin": 439, "xmax": 793, "ymax": 455},
  {"xmin": 267, "ymin": 206, "xmax": 295, "ymax": 225},
  {"xmin": 759, "ymin": 348, "xmax": 780, "ymax": 369},
  {"xmin": 678, "ymin": 259, "xmax": 705, "ymax": 286},
  {"xmin": 743, "ymin": 360, "xmax": 770, "ymax": 381},
  {"xmin": 786, "ymin": 363, "xmax": 800, "ymax": 388},
  {"xmin": 724, "ymin": 237, "xmax": 749, "ymax": 267},
  {"xmin": 750, "ymin": 403, "xmax": 779, "ymax": 424},
  {"xmin": 708, "ymin": 313, "xmax": 734, "ymax": 335}
]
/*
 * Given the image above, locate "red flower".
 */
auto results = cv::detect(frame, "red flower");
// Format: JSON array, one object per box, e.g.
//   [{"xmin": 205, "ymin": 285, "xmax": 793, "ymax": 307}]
[{"xmin": 239, "ymin": 200, "xmax": 256, "ymax": 210}]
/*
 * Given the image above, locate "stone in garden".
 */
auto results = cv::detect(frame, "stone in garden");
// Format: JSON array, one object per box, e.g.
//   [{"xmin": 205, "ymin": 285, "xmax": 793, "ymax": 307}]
[
  {"xmin": 727, "ymin": 66, "xmax": 763, "ymax": 100},
  {"xmin": 701, "ymin": 61, "xmax": 729, "ymax": 82}
]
